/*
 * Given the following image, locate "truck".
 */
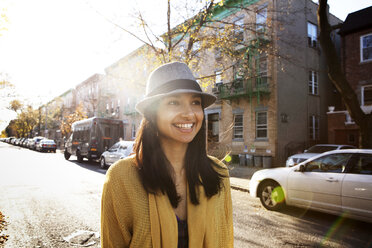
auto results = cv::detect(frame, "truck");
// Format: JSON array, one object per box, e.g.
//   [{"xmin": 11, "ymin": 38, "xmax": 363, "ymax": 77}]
[{"xmin": 64, "ymin": 117, "xmax": 124, "ymax": 163}]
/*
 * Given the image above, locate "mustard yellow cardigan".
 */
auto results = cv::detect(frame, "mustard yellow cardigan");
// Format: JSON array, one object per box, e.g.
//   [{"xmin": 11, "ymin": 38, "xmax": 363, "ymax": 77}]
[{"xmin": 101, "ymin": 155, "xmax": 234, "ymax": 248}]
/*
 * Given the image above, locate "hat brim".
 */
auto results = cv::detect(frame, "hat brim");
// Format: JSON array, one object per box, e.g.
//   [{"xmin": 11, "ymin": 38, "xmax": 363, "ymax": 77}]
[{"xmin": 135, "ymin": 89, "xmax": 216, "ymax": 115}]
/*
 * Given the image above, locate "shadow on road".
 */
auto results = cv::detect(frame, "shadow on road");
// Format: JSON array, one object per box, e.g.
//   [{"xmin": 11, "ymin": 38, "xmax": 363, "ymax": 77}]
[
  {"xmin": 66, "ymin": 159, "xmax": 107, "ymax": 175},
  {"xmin": 277, "ymin": 205, "xmax": 372, "ymax": 245},
  {"xmin": 280, "ymin": 205, "xmax": 372, "ymax": 227}
]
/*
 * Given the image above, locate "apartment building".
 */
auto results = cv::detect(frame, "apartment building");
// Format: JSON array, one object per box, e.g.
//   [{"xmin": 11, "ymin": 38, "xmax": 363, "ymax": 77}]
[
  {"xmin": 327, "ymin": 6, "xmax": 372, "ymax": 146},
  {"xmin": 97, "ymin": 46, "xmax": 156, "ymax": 141},
  {"xmin": 194, "ymin": 0, "xmax": 342, "ymax": 166},
  {"xmin": 75, "ymin": 73, "xmax": 105, "ymax": 118}
]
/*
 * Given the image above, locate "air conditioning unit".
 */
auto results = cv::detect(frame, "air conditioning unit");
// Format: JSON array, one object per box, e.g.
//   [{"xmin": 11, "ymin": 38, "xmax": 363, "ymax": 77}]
[{"xmin": 212, "ymin": 87, "xmax": 220, "ymax": 93}]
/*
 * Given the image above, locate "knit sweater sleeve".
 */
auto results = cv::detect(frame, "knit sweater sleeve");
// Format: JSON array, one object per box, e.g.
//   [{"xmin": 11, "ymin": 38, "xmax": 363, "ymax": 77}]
[
  {"xmin": 208, "ymin": 155, "xmax": 234, "ymax": 247},
  {"xmin": 101, "ymin": 160, "xmax": 133, "ymax": 248},
  {"xmin": 223, "ymin": 170, "xmax": 234, "ymax": 247}
]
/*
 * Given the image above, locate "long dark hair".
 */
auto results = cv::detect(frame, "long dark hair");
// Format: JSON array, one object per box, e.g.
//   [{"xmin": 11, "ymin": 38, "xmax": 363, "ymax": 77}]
[{"xmin": 134, "ymin": 104, "xmax": 226, "ymax": 208}]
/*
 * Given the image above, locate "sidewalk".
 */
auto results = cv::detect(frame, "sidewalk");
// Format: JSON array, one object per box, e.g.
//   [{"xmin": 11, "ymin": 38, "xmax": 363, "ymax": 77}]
[
  {"xmin": 228, "ymin": 165, "xmax": 263, "ymax": 193},
  {"xmin": 57, "ymin": 148, "xmax": 255, "ymax": 192}
]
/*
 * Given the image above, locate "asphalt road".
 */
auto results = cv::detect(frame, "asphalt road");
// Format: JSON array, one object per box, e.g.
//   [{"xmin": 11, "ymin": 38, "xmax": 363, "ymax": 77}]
[{"xmin": 1, "ymin": 142, "xmax": 372, "ymax": 248}]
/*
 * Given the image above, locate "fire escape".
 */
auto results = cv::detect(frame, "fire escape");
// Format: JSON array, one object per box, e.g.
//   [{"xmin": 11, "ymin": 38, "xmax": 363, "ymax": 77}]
[{"xmin": 216, "ymin": 35, "xmax": 270, "ymax": 104}]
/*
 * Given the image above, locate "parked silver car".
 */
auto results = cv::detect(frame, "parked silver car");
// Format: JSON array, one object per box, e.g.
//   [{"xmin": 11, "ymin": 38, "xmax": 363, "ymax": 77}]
[
  {"xmin": 286, "ymin": 144, "xmax": 356, "ymax": 167},
  {"xmin": 100, "ymin": 141, "xmax": 134, "ymax": 169},
  {"xmin": 36, "ymin": 139, "xmax": 57, "ymax": 152},
  {"xmin": 29, "ymin": 136, "xmax": 45, "ymax": 150},
  {"xmin": 250, "ymin": 149, "xmax": 372, "ymax": 223}
]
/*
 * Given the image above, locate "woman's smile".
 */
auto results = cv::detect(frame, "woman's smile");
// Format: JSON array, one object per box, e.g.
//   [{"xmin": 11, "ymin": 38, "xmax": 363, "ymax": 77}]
[
  {"xmin": 156, "ymin": 93, "xmax": 204, "ymax": 146},
  {"xmin": 173, "ymin": 123, "xmax": 195, "ymax": 132}
]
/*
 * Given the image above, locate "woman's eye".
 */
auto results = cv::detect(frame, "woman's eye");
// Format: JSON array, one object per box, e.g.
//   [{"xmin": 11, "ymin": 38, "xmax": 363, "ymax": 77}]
[
  {"xmin": 168, "ymin": 100, "xmax": 179, "ymax": 105},
  {"xmin": 192, "ymin": 100, "xmax": 201, "ymax": 105}
]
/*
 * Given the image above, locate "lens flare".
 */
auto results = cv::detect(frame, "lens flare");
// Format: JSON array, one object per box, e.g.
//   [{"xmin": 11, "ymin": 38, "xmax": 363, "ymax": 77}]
[
  {"xmin": 321, "ymin": 212, "xmax": 347, "ymax": 246},
  {"xmin": 272, "ymin": 186, "xmax": 285, "ymax": 204},
  {"xmin": 224, "ymin": 155, "xmax": 232, "ymax": 163}
]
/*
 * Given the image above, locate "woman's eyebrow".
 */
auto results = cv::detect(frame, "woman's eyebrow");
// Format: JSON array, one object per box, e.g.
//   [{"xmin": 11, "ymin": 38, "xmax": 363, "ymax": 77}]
[{"xmin": 191, "ymin": 94, "xmax": 202, "ymax": 98}]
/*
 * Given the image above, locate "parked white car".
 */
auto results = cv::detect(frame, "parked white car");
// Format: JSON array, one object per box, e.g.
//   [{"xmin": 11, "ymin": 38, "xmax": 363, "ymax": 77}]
[
  {"xmin": 250, "ymin": 149, "xmax": 372, "ymax": 223},
  {"xmin": 286, "ymin": 144, "xmax": 356, "ymax": 167},
  {"xmin": 100, "ymin": 141, "xmax": 134, "ymax": 169}
]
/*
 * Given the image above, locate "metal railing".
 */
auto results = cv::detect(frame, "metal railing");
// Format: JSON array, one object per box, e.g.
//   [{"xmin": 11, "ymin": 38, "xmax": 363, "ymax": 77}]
[{"xmin": 218, "ymin": 77, "xmax": 270, "ymax": 99}]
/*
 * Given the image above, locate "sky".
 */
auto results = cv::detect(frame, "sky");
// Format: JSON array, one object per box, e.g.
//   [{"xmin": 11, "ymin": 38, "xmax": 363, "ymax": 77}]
[{"xmin": 0, "ymin": 0, "xmax": 371, "ymax": 132}]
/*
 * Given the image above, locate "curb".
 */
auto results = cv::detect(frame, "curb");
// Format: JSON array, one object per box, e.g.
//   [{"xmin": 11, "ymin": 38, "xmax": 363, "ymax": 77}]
[{"xmin": 231, "ymin": 185, "xmax": 249, "ymax": 193}]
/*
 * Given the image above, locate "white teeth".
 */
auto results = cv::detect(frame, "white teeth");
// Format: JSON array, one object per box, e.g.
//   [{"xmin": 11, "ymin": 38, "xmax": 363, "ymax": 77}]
[{"xmin": 175, "ymin": 123, "xmax": 193, "ymax": 129}]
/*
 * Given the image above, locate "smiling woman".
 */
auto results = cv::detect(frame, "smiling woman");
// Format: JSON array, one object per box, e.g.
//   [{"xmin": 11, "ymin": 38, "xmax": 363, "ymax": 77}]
[
  {"xmin": 101, "ymin": 62, "xmax": 234, "ymax": 248},
  {"xmin": 156, "ymin": 93, "xmax": 204, "ymax": 146}
]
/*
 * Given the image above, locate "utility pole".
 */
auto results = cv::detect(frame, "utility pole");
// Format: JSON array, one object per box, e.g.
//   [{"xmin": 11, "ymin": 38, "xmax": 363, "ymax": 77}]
[{"xmin": 45, "ymin": 104, "xmax": 48, "ymax": 138}]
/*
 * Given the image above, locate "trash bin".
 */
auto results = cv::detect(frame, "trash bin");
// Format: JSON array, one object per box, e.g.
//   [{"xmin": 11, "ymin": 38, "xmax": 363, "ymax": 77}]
[
  {"xmin": 239, "ymin": 154, "xmax": 246, "ymax": 166},
  {"xmin": 246, "ymin": 154, "xmax": 253, "ymax": 166},
  {"xmin": 263, "ymin": 156, "xmax": 272, "ymax": 168},
  {"xmin": 254, "ymin": 155, "xmax": 262, "ymax": 167}
]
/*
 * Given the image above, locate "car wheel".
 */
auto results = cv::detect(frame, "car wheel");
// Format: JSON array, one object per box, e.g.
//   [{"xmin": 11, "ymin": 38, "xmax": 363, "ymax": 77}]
[
  {"xmin": 259, "ymin": 181, "xmax": 285, "ymax": 211},
  {"xmin": 100, "ymin": 157, "xmax": 107, "ymax": 169},
  {"xmin": 77, "ymin": 151, "xmax": 83, "ymax": 163},
  {"xmin": 64, "ymin": 150, "xmax": 71, "ymax": 160}
]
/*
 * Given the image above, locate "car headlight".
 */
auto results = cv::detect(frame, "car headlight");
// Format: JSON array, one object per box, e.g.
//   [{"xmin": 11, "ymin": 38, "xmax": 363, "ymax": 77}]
[{"xmin": 286, "ymin": 158, "xmax": 295, "ymax": 167}]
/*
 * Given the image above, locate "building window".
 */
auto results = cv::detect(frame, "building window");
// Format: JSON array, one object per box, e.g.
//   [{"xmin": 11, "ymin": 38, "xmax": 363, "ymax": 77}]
[
  {"xmin": 233, "ymin": 61, "xmax": 244, "ymax": 80},
  {"xmin": 360, "ymin": 33, "xmax": 372, "ymax": 62},
  {"xmin": 215, "ymin": 70, "xmax": 223, "ymax": 84},
  {"xmin": 208, "ymin": 113, "xmax": 219, "ymax": 142},
  {"xmin": 361, "ymin": 85, "xmax": 372, "ymax": 106},
  {"xmin": 307, "ymin": 22, "xmax": 317, "ymax": 48},
  {"xmin": 179, "ymin": 44, "xmax": 185, "ymax": 53},
  {"xmin": 131, "ymin": 124, "xmax": 136, "ymax": 139},
  {"xmin": 116, "ymin": 99, "xmax": 120, "ymax": 113},
  {"xmin": 348, "ymin": 133, "xmax": 356, "ymax": 144},
  {"xmin": 309, "ymin": 115, "xmax": 320, "ymax": 140},
  {"xmin": 233, "ymin": 114, "xmax": 243, "ymax": 139},
  {"xmin": 256, "ymin": 111, "xmax": 267, "ymax": 139},
  {"xmin": 192, "ymin": 41, "xmax": 200, "ymax": 55},
  {"xmin": 308, "ymin": 70, "xmax": 318, "ymax": 95},
  {"xmin": 257, "ymin": 55, "xmax": 268, "ymax": 85},
  {"xmin": 256, "ymin": 5, "xmax": 267, "ymax": 33},
  {"xmin": 234, "ymin": 17, "xmax": 244, "ymax": 44},
  {"xmin": 111, "ymin": 101, "xmax": 114, "ymax": 113}
]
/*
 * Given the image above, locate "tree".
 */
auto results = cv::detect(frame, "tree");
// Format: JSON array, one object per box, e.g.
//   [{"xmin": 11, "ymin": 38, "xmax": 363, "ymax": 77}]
[
  {"xmin": 5, "ymin": 120, "xmax": 17, "ymax": 137},
  {"xmin": 60, "ymin": 103, "xmax": 87, "ymax": 138},
  {"xmin": 14, "ymin": 106, "xmax": 38, "ymax": 137},
  {"xmin": 104, "ymin": 0, "xmax": 281, "ymax": 85},
  {"xmin": 8, "ymin": 99, "xmax": 23, "ymax": 113},
  {"xmin": 317, "ymin": 0, "xmax": 372, "ymax": 148},
  {"xmin": 4, "ymin": 105, "xmax": 38, "ymax": 137},
  {"xmin": 0, "ymin": 7, "xmax": 9, "ymax": 37},
  {"xmin": 0, "ymin": 129, "xmax": 7, "ymax": 138},
  {"xmin": 0, "ymin": 75, "xmax": 17, "ymax": 109}
]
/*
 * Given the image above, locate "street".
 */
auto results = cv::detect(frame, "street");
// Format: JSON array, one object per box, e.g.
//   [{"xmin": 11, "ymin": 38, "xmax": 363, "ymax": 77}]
[{"xmin": 1, "ymin": 142, "xmax": 372, "ymax": 247}]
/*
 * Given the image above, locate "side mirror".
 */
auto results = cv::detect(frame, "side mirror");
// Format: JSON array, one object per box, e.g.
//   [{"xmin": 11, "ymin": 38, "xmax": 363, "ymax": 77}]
[{"xmin": 299, "ymin": 164, "xmax": 305, "ymax": 172}]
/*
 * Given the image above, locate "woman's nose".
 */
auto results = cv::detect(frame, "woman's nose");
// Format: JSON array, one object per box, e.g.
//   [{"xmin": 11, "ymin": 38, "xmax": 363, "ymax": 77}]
[{"xmin": 180, "ymin": 103, "xmax": 194, "ymax": 118}]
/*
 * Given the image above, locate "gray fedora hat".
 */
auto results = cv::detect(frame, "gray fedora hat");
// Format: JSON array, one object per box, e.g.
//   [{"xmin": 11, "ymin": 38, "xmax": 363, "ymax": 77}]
[{"xmin": 135, "ymin": 61, "xmax": 216, "ymax": 115}]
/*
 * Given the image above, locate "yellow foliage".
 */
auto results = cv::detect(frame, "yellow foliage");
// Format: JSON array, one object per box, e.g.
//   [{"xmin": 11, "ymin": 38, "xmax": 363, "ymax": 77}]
[{"xmin": 60, "ymin": 103, "xmax": 87, "ymax": 138}]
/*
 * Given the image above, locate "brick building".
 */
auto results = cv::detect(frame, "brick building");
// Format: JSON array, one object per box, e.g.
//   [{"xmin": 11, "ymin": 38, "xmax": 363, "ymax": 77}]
[
  {"xmin": 327, "ymin": 6, "xmax": 372, "ymax": 147},
  {"xmin": 199, "ymin": 0, "xmax": 341, "ymax": 166}
]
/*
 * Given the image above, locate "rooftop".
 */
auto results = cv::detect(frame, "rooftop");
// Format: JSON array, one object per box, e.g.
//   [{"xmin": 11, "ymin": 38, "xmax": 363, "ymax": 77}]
[{"xmin": 339, "ymin": 6, "xmax": 372, "ymax": 35}]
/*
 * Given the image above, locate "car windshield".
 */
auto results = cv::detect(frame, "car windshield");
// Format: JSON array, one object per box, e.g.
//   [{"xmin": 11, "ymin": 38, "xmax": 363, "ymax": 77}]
[
  {"xmin": 306, "ymin": 145, "xmax": 338, "ymax": 153},
  {"xmin": 43, "ymin": 140, "xmax": 55, "ymax": 144}
]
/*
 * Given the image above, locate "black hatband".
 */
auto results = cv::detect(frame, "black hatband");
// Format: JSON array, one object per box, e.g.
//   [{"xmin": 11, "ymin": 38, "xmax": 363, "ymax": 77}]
[{"xmin": 146, "ymin": 79, "xmax": 202, "ymax": 97}]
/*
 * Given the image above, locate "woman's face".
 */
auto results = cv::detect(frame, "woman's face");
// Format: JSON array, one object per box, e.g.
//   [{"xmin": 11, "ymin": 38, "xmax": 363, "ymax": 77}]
[{"xmin": 156, "ymin": 93, "xmax": 204, "ymax": 146}]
